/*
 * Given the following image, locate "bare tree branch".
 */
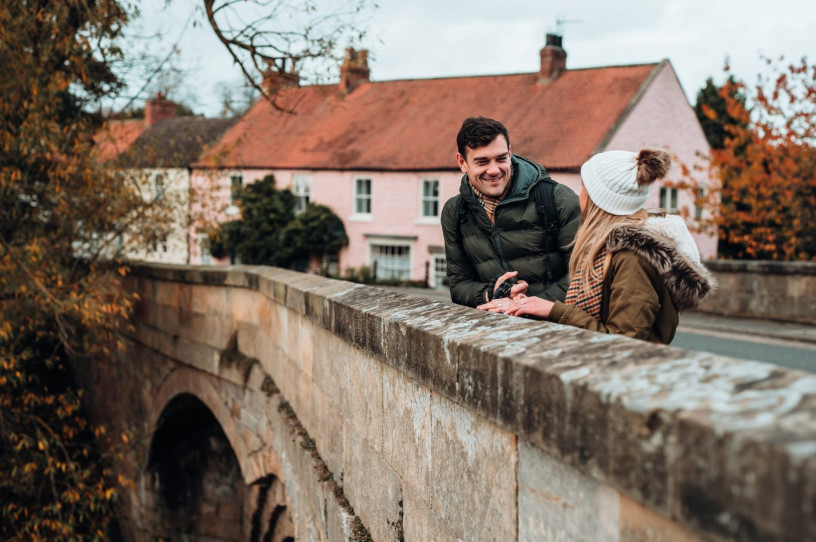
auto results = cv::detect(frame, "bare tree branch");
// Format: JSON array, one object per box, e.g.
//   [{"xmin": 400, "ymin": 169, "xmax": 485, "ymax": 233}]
[{"xmin": 203, "ymin": 0, "xmax": 374, "ymax": 112}]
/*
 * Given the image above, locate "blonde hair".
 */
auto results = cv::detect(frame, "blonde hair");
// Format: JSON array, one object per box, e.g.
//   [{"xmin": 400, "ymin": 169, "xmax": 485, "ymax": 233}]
[
  {"xmin": 570, "ymin": 147, "xmax": 672, "ymax": 293},
  {"xmin": 570, "ymin": 198, "xmax": 648, "ymax": 293}
]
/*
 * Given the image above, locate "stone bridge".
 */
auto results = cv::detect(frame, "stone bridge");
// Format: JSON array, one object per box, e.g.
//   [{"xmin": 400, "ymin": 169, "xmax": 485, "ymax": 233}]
[{"xmin": 74, "ymin": 263, "xmax": 816, "ymax": 541}]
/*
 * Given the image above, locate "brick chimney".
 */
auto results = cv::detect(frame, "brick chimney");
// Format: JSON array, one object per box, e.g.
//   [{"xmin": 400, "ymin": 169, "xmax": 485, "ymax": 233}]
[
  {"xmin": 262, "ymin": 67, "xmax": 300, "ymax": 94},
  {"xmin": 145, "ymin": 92, "xmax": 177, "ymax": 125},
  {"xmin": 539, "ymin": 33, "xmax": 567, "ymax": 83},
  {"xmin": 339, "ymin": 47, "xmax": 370, "ymax": 93}
]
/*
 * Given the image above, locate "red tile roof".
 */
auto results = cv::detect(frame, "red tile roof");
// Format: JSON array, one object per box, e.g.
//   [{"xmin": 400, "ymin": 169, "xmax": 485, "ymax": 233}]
[
  {"xmin": 93, "ymin": 118, "xmax": 145, "ymax": 164},
  {"xmin": 199, "ymin": 62, "xmax": 663, "ymax": 172}
]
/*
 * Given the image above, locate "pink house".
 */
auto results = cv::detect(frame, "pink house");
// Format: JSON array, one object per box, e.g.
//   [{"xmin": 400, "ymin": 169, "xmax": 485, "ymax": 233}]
[{"xmin": 193, "ymin": 35, "xmax": 714, "ymax": 286}]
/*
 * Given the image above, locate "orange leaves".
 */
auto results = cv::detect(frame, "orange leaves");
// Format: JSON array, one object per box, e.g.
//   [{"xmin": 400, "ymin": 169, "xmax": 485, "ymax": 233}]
[
  {"xmin": 690, "ymin": 56, "xmax": 816, "ymax": 260},
  {"xmin": 701, "ymin": 104, "xmax": 718, "ymax": 121}
]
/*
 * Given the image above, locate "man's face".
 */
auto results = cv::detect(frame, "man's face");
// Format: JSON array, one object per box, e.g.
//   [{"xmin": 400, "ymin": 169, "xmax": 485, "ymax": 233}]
[{"xmin": 456, "ymin": 135, "xmax": 513, "ymax": 198}]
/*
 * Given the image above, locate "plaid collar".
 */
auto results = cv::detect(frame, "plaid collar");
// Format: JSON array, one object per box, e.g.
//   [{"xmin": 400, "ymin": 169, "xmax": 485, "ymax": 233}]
[{"xmin": 564, "ymin": 246, "xmax": 608, "ymax": 320}]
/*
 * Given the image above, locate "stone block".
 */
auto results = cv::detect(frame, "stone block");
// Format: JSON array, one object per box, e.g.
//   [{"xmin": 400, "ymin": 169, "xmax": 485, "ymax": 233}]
[
  {"xmin": 327, "ymin": 296, "xmax": 386, "ymax": 361},
  {"xmin": 427, "ymin": 392, "xmax": 517, "ymax": 541},
  {"xmin": 518, "ymin": 440, "xmax": 619, "ymax": 542},
  {"xmin": 299, "ymin": 315, "xmax": 315, "ymax": 365},
  {"xmin": 401, "ymin": 493, "xmax": 459, "ymax": 542},
  {"xmin": 308, "ymin": 385, "xmax": 344, "ymax": 481},
  {"xmin": 235, "ymin": 321, "xmax": 259, "ymax": 361},
  {"xmin": 259, "ymin": 302, "xmax": 287, "ymax": 359},
  {"xmin": 383, "ymin": 300, "xmax": 462, "ymax": 398},
  {"xmin": 381, "ymin": 364, "xmax": 433, "ymax": 494},
  {"xmin": 620, "ymin": 493, "xmax": 700, "ymax": 542},
  {"xmin": 284, "ymin": 273, "xmax": 335, "ymax": 316},
  {"xmin": 286, "ymin": 307, "xmax": 303, "ymax": 360},
  {"xmin": 174, "ymin": 308, "xmax": 233, "ymax": 350},
  {"xmin": 344, "ymin": 348, "xmax": 384, "ymax": 453},
  {"xmin": 311, "ymin": 326, "xmax": 353, "ymax": 404},
  {"xmin": 153, "ymin": 279, "xmax": 180, "ymax": 307},
  {"xmin": 228, "ymin": 287, "xmax": 259, "ymax": 328},
  {"xmin": 304, "ymin": 280, "xmax": 364, "ymax": 330},
  {"xmin": 190, "ymin": 283, "xmax": 228, "ymax": 316},
  {"xmin": 342, "ymin": 425, "xmax": 403, "ymax": 542}
]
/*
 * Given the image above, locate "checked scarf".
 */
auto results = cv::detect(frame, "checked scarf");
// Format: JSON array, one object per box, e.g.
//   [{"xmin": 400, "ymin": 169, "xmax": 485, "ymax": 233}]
[
  {"xmin": 564, "ymin": 246, "xmax": 608, "ymax": 320},
  {"xmin": 469, "ymin": 181, "xmax": 511, "ymax": 223}
]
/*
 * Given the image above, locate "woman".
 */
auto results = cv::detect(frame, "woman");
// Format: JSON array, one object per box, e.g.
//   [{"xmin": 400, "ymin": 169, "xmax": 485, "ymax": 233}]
[{"xmin": 477, "ymin": 148, "xmax": 715, "ymax": 344}]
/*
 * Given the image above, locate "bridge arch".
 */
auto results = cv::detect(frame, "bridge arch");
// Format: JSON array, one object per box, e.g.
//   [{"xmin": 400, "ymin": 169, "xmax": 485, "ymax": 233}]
[
  {"xmin": 145, "ymin": 393, "xmax": 248, "ymax": 539},
  {"xmin": 146, "ymin": 368, "xmax": 295, "ymax": 541},
  {"xmin": 149, "ymin": 367, "xmax": 253, "ymax": 481}
]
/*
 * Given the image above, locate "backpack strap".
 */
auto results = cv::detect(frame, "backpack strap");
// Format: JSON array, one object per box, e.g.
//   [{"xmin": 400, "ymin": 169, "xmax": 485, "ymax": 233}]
[
  {"xmin": 533, "ymin": 177, "xmax": 559, "ymax": 233},
  {"xmin": 532, "ymin": 177, "xmax": 562, "ymax": 281},
  {"xmin": 453, "ymin": 194, "xmax": 468, "ymax": 244}
]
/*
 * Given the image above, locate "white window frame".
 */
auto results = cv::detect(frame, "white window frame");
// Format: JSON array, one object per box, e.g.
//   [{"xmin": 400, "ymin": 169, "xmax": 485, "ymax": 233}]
[
  {"xmin": 351, "ymin": 177, "xmax": 373, "ymax": 220},
  {"xmin": 197, "ymin": 233, "xmax": 212, "ymax": 265},
  {"xmin": 694, "ymin": 186, "xmax": 706, "ymax": 220},
  {"xmin": 366, "ymin": 237, "xmax": 414, "ymax": 281},
  {"xmin": 659, "ymin": 186, "xmax": 679, "ymax": 213},
  {"xmin": 417, "ymin": 178, "xmax": 440, "ymax": 223},
  {"xmin": 293, "ymin": 174, "xmax": 311, "ymax": 213},
  {"xmin": 226, "ymin": 171, "xmax": 243, "ymax": 216},
  {"xmin": 154, "ymin": 172, "xmax": 166, "ymax": 201}
]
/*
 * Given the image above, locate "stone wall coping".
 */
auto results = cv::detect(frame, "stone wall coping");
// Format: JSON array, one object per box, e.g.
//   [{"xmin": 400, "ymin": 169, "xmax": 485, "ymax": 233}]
[
  {"xmin": 129, "ymin": 262, "xmax": 816, "ymax": 541},
  {"xmin": 704, "ymin": 259, "xmax": 816, "ymax": 276}
]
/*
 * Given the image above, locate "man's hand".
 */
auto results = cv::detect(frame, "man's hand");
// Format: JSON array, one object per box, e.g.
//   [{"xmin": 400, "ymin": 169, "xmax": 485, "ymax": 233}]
[{"xmin": 493, "ymin": 271, "xmax": 528, "ymax": 299}]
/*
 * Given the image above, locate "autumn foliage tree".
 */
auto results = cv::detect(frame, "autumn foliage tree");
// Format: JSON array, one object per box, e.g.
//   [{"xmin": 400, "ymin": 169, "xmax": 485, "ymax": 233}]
[
  {"xmin": 0, "ymin": 2, "xmax": 173, "ymax": 538},
  {"xmin": 694, "ymin": 58, "xmax": 816, "ymax": 260}
]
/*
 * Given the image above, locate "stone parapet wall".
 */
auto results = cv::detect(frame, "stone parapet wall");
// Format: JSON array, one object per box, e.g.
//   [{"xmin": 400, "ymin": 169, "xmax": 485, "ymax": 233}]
[
  {"xmin": 698, "ymin": 260, "xmax": 816, "ymax": 324},
  {"xmin": 122, "ymin": 263, "xmax": 816, "ymax": 541}
]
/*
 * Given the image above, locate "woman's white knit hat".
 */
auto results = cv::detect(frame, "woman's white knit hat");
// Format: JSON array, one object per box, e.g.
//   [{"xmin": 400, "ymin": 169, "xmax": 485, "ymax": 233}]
[{"xmin": 581, "ymin": 150, "xmax": 651, "ymax": 215}]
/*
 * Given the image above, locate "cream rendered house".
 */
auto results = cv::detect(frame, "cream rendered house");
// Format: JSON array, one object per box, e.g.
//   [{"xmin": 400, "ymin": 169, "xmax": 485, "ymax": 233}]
[{"xmin": 96, "ymin": 95, "xmax": 234, "ymax": 264}]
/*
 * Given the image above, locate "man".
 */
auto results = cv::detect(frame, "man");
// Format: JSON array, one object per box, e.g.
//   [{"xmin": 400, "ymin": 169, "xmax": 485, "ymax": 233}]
[{"xmin": 442, "ymin": 116, "xmax": 580, "ymax": 307}]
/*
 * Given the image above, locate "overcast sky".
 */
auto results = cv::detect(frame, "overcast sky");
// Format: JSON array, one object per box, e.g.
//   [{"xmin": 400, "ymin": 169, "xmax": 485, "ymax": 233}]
[{"xmin": 129, "ymin": 0, "xmax": 816, "ymax": 117}]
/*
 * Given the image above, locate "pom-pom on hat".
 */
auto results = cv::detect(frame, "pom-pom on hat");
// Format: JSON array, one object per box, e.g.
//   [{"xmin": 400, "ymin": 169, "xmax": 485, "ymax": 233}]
[{"xmin": 580, "ymin": 149, "xmax": 672, "ymax": 215}]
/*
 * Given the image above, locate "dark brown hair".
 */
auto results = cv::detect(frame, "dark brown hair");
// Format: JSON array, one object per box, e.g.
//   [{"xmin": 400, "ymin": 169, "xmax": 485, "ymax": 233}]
[{"xmin": 456, "ymin": 116, "xmax": 510, "ymax": 157}]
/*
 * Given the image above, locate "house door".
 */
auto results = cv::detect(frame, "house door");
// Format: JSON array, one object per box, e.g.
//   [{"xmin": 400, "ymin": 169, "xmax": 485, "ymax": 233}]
[{"xmin": 430, "ymin": 255, "xmax": 447, "ymax": 289}]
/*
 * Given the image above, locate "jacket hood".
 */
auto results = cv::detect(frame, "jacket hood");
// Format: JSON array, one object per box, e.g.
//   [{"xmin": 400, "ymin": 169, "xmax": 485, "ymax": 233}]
[{"xmin": 607, "ymin": 215, "xmax": 716, "ymax": 311}]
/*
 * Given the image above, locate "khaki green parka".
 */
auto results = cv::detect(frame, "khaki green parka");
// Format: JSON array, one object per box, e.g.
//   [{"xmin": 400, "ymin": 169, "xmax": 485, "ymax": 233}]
[
  {"xmin": 548, "ymin": 215, "xmax": 716, "ymax": 344},
  {"xmin": 442, "ymin": 155, "xmax": 581, "ymax": 307}
]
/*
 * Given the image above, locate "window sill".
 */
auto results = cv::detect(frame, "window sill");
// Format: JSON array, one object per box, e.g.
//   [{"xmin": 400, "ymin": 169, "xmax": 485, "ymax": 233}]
[
  {"xmin": 349, "ymin": 214, "xmax": 373, "ymax": 222},
  {"xmin": 414, "ymin": 217, "xmax": 441, "ymax": 226}
]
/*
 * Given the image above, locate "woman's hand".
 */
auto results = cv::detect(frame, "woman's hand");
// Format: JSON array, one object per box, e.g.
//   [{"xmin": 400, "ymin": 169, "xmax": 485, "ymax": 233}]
[
  {"xmin": 477, "ymin": 294, "xmax": 553, "ymax": 318},
  {"xmin": 505, "ymin": 294, "xmax": 554, "ymax": 319},
  {"xmin": 477, "ymin": 297, "xmax": 513, "ymax": 313}
]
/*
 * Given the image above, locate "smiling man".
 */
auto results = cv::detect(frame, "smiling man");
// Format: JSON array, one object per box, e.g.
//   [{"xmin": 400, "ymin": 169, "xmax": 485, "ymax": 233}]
[{"xmin": 442, "ymin": 116, "xmax": 581, "ymax": 307}]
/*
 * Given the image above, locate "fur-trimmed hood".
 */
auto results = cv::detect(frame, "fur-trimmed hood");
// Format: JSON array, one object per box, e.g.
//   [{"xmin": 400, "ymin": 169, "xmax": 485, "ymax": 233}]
[{"xmin": 607, "ymin": 214, "xmax": 716, "ymax": 311}]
